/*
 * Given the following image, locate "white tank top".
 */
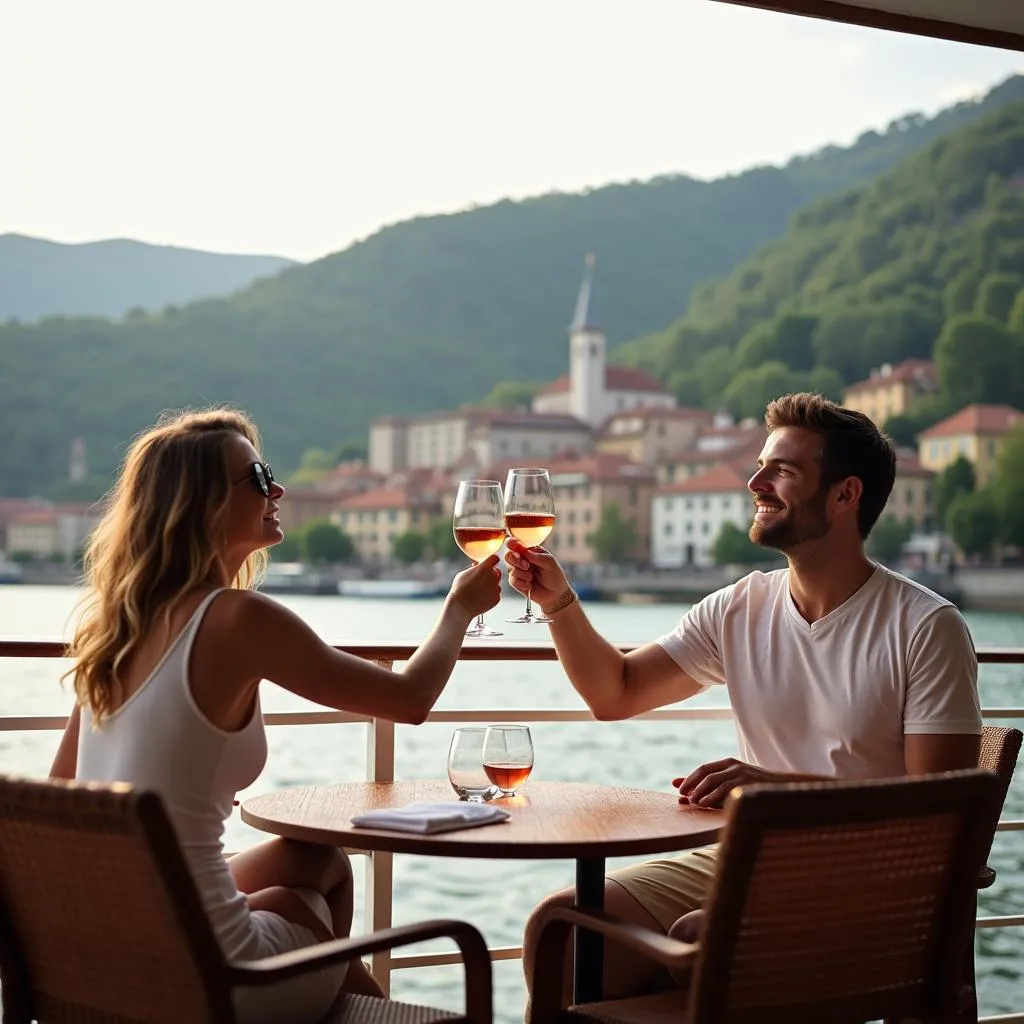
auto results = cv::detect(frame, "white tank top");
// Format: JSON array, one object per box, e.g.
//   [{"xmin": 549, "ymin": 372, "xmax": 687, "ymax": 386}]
[{"xmin": 76, "ymin": 589, "xmax": 268, "ymax": 957}]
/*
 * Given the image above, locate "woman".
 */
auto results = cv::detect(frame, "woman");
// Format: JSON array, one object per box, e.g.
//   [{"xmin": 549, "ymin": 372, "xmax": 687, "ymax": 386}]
[{"xmin": 49, "ymin": 408, "xmax": 501, "ymax": 1023}]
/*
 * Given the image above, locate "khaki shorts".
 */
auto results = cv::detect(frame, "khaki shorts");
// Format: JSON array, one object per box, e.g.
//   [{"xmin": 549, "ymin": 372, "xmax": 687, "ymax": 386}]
[{"xmin": 608, "ymin": 845, "xmax": 720, "ymax": 932}]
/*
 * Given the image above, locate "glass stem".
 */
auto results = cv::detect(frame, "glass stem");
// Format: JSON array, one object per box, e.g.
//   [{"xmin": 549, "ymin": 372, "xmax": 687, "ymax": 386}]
[
  {"xmin": 475, "ymin": 613, "xmax": 485, "ymax": 629},
  {"xmin": 524, "ymin": 591, "xmax": 533, "ymax": 618}
]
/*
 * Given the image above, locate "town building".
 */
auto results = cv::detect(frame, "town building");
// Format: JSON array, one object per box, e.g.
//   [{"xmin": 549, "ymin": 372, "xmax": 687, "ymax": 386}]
[
  {"xmin": 544, "ymin": 453, "xmax": 656, "ymax": 567},
  {"xmin": 596, "ymin": 407, "xmax": 713, "ymax": 464},
  {"xmin": 883, "ymin": 449, "xmax": 935, "ymax": 532},
  {"xmin": 842, "ymin": 359, "xmax": 938, "ymax": 426},
  {"xmin": 917, "ymin": 403, "xmax": 1024, "ymax": 488},
  {"xmin": 652, "ymin": 462, "xmax": 752, "ymax": 569},
  {"xmin": 332, "ymin": 484, "xmax": 443, "ymax": 565}
]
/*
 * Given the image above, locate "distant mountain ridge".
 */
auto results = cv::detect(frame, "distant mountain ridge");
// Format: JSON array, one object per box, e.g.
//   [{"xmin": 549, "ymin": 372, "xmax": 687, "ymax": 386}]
[
  {"xmin": 0, "ymin": 235, "xmax": 296, "ymax": 322},
  {"xmin": 1, "ymin": 75, "xmax": 1023, "ymax": 498}
]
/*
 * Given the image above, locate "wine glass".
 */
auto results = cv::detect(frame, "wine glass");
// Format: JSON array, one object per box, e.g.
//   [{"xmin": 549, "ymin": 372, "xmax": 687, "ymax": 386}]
[
  {"xmin": 447, "ymin": 728, "xmax": 496, "ymax": 802},
  {"xmin": 453, "ymin": 480, "xmax": 506, "ymax": 637},
  {"xmin": 504, "ymin": 468, "xmax": 556, "ymax": 624},
  {"xmin": 482, "ymin": 724, "xmax": 534, "ymax": 797}
]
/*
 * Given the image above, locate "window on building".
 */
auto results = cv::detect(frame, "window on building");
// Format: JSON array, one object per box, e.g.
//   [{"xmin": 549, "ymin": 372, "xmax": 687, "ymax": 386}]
[
  {"xmin": 583, "ymin": 510, "xmax": 592, "ymax": 523},
  {"xmin": 388, "ymin": 509, "xmax": 397, "ymax": 523},
  {"xmin": 568, "ymin": 510, "xmax": 577, "ymax": 524},
  {"xmin": 685, "ymin": 522, "xmax": 692, "ymax": 534},
  {"xmin": 568, "ymin": 532, "xmax": 576, "ymax": 547},
  {"xmin": 657, "ymin": 423, "xmax": 666, "ymax": 437},
  {"xmin": 664, "ymin": 523, "xmax": 673, "ymax": 536},
  {"xmin": 701, "ymin": 522, "xmax": 710, "ymax": 535},
  {"xmin": 988, "ymin": 440, "xmax": 997, "ymax": 458},
  {"xmin": 721, "ymin": 496, "xmax": 732, "ymax": 510},
  {"xmin": 906, "ymin": 487, "xmax": 913, "ymax": 505},
  {"xmin": 685, "ymin": 498, "xmax": 693, "ymax": 510},
  {"xmin": 664, "ymin": 498, "xmax": 673, "ymax": 511},
  {"xmin": 701, "ymin": 497, "xmax": 710, "ymax": 510},
  {"xmin": 929, "ymin": 441, "xmax": 939, "ymax": 460},
  {"xmin": 629, "ymin": 486, "xmax": 637, "ymax": 505}
]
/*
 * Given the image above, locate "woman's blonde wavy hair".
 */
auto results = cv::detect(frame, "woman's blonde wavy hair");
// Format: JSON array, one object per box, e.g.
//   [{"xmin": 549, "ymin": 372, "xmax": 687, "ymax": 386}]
[{"xmin": 66, "ymin": 407, "xmax": 269, "ymax": 720}]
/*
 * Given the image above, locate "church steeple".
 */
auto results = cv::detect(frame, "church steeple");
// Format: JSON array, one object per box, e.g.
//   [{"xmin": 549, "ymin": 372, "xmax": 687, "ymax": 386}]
[
  {"xmin": 570, "ymin": 253, "xmax": 600, "ymax": 333},
  {"xmin": 568, "ymin": 253, "xmax": 606, "ymax": 427}
]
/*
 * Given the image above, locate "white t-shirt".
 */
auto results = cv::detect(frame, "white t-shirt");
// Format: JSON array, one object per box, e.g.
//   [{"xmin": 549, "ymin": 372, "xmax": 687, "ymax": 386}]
[{"xmin": 657, "ymin": 564, "xmax": 981, "ymax": 779}]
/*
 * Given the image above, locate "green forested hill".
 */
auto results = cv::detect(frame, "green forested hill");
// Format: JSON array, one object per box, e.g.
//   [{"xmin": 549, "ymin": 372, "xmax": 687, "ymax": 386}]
[
  {"xmin": 2, "ymin": 76, "xmax": 1023, "ymax": 497},
  {"xmin": 615, "ymin": 100, "xmax": 1024, "ymax": 434}
]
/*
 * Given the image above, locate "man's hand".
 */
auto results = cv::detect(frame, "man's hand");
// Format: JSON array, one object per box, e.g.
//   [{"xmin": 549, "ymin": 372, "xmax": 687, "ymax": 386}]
[
  {"xmin": 504, "ymin": 538, "xmax": 572, "ymax": 614},
  {"xmin": 673, "ymin": 758, "xmax": 784, "ymax": 808}
]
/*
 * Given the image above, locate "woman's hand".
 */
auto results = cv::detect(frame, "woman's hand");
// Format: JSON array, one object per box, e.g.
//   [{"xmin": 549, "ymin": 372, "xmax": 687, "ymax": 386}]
[
  {"xmin": 446, "ymin": 554, "xmax": 503, "ymax": 618},
  {"xmin": 504, "ymin": 538, "xmax": 572, "ymax": 614}
]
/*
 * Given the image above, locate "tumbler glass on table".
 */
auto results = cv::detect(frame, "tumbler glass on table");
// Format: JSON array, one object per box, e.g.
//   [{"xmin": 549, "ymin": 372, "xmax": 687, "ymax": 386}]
[
  {"xmin": 452, "ymin": 479, "xmax": 506, "ymax": 638},
  {"xmin": 503, "ymin": 468, "xmax": 556, "ymax": 624},
  {"xmin": 482, "ymin": 724, "xmax": 534, "ymax": 797},
  {"xmin": 447, "ymin": 727, "xmax": 496, "ymax": 802}
]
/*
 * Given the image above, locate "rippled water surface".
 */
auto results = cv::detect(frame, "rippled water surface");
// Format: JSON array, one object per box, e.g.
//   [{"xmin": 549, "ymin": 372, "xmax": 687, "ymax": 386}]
[{"xmin": 1, "ymin": 584, "xmax": 1021, "ymax": 1022}]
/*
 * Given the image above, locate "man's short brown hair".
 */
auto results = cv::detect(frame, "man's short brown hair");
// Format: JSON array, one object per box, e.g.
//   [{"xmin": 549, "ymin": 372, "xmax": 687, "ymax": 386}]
[{"xmin": 764, "ymin": 392, "xmax": 897, "ymax": 538}]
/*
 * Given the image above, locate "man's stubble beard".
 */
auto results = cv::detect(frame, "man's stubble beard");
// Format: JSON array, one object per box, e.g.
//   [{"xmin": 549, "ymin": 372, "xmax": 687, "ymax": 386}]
[{"xmin": 748, "ymin": 486, "xmax": 830, "ymax": 555}]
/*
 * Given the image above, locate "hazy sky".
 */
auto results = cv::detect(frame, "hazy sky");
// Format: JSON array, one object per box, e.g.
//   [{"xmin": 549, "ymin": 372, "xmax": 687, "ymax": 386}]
[{"xmin": 2, "ymin": 0, "xmax": 1021, "ymax": 262}]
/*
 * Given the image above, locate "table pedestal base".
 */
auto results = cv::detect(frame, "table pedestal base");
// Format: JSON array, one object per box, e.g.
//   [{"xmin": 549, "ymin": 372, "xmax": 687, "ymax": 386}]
[{"xmin": 574, "ymin": 857, "xmax": 605, "ymax": 1004}]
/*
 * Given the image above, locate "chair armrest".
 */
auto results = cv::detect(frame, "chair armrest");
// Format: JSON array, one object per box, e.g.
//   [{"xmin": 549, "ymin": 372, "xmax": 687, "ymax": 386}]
[
  {"xmin": 978, "ymin": 865, "xmax": 996, "ymax": 890},
  {"xmin": 229, "ymin": 921, "xmax": 491, "ymax": 1024},
  {"xmin": 227, "ymin": 917, "xmax": 489, "ymax": 982},
  {"xmin": 529, "ymin": 907, "xmax": 699, "ymax": 1020},
  {"xmin": 226, "ymin": 917, "xmax": 490, "ymax": 1021}
]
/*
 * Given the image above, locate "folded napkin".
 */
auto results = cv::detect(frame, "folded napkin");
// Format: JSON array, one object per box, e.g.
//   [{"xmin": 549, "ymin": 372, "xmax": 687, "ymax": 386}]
[{"xmin": 350, "ymin": 801, "xmax": 510, "ymax": 835}]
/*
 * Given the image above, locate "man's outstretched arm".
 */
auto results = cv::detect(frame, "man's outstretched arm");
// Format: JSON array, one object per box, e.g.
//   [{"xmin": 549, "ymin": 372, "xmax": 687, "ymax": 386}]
[{"xmin": 505, "ymin": 539, "xmax": 704, "ymax": 720}]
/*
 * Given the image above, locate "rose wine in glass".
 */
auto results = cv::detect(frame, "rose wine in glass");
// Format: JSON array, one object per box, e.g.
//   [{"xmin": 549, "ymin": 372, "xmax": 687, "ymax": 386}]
[
  {"xmin": 504, "ymin": 468, "xmax": 555, "ymax": 624},
  {"xmin": 482, "ymin": 724, "xmax": 534, "ymax": 797},
  {"xmin": 453, "ymin": 480, "xmax": 506, "ymax": 637}
]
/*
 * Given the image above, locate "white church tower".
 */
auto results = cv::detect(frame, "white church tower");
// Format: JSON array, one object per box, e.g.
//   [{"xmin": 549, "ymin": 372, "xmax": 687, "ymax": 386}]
[{"xmin": 568, "ymin": 254, "xmax": 606, "ymax": 427}]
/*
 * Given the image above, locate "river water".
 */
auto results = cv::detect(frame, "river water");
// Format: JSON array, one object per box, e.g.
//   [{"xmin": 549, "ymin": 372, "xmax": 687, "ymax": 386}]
[{"xmin": 1, "ymin": 584, "xmax": 1021, "ymax": 1021}]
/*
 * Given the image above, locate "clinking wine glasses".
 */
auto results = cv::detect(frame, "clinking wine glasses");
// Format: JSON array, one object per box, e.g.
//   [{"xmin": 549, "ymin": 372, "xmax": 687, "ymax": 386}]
[
  {"xmin": 453, "ymin": 479, "xmax": 506, "ymax": 638},
  {"xmin": 504, "ymin": 468, "xmax": 556, "ymax": 624}
]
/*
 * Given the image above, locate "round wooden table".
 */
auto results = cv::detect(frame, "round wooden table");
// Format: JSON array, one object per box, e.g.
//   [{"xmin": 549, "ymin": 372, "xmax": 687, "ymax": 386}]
[{"xmin": 241, "ymin": 779, "xmax": 725, "ymax": 1003}]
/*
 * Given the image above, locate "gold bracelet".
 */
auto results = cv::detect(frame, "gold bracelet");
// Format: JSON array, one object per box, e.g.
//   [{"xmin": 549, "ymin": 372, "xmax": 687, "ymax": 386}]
[{"xmin": 546, "ymin": 587, "xmax": 579, "ymax": 617}]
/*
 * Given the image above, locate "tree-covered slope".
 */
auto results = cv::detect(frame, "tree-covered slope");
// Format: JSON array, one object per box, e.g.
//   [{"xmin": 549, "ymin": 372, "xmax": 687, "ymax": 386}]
[
  {"xmin": 615, "ymin": 100, "xmax": 1024, "ymax": 432},
  {"xmin": 2, "ymin": 76, "xmax": 1023, "ymax": 497}
]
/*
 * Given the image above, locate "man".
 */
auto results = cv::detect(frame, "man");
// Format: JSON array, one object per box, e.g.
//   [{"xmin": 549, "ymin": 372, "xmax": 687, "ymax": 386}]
[{"xmin": 505, "ymin": 393, "xmax": 981, "ymax": 1001}]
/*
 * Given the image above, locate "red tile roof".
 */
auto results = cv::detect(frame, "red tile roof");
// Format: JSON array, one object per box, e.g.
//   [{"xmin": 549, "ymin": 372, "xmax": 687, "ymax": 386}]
[
  {"xmin": 657, "ymin": 462, "xmax": 751, "ymax": 496},
  {"xmin": 894, "ymin": 448, "xmax": 934, "ymax": 477},
  {"xmin": 0, "ymin": 499, "xmax": 52, "ymax": 522},
  {"xmin": 547, "ymin": 452, "xmax": 656, "ymax": 485},
  {"xmin": 918, "ymin": 404, "xmax": 1024, "ymax": 439},
  {"xmin": 844, "ymin": 359, "xmax": 937, "ymax": 396},
  {"xmin": 601, "ymin": 406, "xmax": 712, "ymax": 429},
  {"xmin": 537, "ymin": 366, "xmax": 668, "ymax": 396},
  {"xmin": 467, "ymin": 411, "xmax": 589, "ymax": 431},
  {"xmin": 336, "ymin": 487, "xmax": 435, "ymax": 511}
]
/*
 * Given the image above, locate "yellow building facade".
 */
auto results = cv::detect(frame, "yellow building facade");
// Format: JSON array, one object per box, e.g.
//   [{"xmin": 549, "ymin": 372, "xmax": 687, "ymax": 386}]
[{"xmin": 917, "ymin": 404, "xmax": 1024, "ymax": 489}]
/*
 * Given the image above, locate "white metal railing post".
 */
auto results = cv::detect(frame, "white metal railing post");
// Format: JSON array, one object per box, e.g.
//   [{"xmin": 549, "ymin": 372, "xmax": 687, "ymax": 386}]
[{"xmin": 364, "ymin": 659, "xmax": 396, "ymax": 995}]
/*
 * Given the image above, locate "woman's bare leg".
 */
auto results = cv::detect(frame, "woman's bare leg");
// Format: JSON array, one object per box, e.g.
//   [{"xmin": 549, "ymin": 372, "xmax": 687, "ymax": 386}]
[{"xmin": 229, "ymin": 838, "xmax": 384, "ymax": 997}]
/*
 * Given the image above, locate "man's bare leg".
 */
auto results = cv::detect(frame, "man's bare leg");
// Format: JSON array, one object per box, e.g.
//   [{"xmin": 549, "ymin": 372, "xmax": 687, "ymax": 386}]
[{"xmin": 523, "ymin": 879, "xmax": 671, "ymax": 1010}]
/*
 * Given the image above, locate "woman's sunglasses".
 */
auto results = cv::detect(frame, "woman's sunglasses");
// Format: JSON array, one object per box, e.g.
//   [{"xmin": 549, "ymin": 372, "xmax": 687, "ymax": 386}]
[{"xmin": 234, "ymin": 461, "xmax": 275, "ymax": 497}]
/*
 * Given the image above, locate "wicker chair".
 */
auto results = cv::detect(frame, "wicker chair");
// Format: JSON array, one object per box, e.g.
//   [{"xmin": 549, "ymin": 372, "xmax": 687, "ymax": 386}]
[
  {"xmin": 959, "ymin": 725, "xmax": 1023, "ymax": 1023},
  {"xmin": 530, "ymin": 770, "xmax": 1001, "ymax": 1024},
  {"xmin": 0, "ymin": 775, "xmax": 492, "ymax": 1024}
]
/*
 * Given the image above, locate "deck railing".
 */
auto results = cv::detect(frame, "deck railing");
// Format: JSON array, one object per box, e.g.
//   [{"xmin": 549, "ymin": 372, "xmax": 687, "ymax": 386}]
[{"xmin": 2, "ymin": 640, "xmax": 1022, "ymax": 1021}]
